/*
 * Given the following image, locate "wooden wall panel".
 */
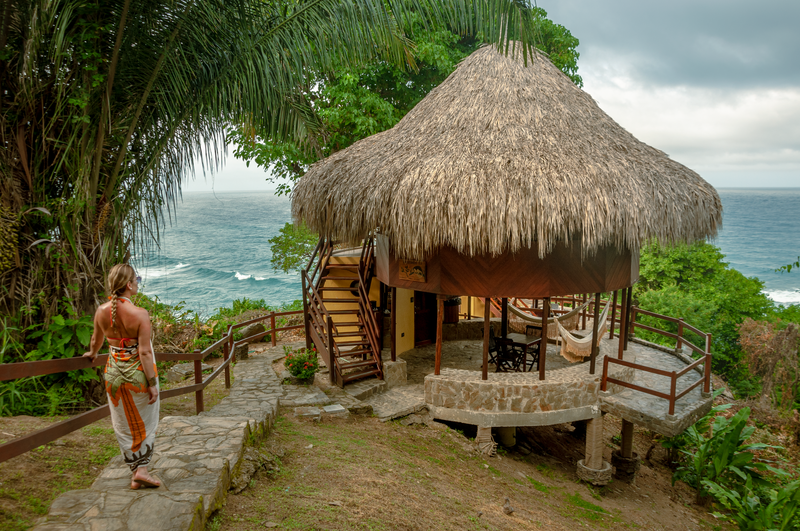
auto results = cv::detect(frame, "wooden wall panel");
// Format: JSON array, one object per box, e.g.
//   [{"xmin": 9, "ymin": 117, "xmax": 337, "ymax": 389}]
[{"xmin": 376, "ymin": 236, "xmax": 638, "ymax": 298}]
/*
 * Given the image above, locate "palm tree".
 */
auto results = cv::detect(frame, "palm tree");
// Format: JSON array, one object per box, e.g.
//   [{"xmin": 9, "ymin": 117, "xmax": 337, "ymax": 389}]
[{"xmin": 0, "ymin": 0, "xmax": 542, "ymax": 330}]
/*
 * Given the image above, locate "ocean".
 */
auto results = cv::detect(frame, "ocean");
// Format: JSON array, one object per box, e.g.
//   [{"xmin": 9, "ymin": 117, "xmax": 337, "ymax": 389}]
[{"xmin": 134, "ymin": 188, "xmax": 800, "ymax": 314}]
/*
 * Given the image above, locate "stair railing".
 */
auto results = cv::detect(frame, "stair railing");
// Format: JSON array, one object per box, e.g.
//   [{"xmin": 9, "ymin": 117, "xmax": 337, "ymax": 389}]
[
  {"xmin": 302, "ymin": 237, "xmax": 339, "ymax": 381},
  {"xmin": 356, "ymin": 234, "xmax": 383, "ymax": 378}
]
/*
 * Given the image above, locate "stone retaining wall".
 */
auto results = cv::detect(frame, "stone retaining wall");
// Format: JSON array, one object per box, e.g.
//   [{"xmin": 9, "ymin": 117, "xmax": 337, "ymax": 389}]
[{"xmin": 426, "ymin": 346, "xmax": 634, "ymax": 427}]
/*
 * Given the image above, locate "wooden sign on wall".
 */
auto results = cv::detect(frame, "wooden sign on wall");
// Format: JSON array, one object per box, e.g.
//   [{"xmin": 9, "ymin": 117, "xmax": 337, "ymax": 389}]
[{"xmin": 399, "ymin": 260, "xmax": 426, "ymax": 282}]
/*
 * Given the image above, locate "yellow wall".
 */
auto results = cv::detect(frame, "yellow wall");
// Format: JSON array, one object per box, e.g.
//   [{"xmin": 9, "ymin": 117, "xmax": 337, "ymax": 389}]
[{"xmin": 395, "ymin": 287, "xmax": 415, "ymax": 354}]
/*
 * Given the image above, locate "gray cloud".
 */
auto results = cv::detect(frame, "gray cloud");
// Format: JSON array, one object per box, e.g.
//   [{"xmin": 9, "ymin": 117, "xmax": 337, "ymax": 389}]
[{"xmin": 544, "ymin": 0, "xmax": 800, "ymax": 89}]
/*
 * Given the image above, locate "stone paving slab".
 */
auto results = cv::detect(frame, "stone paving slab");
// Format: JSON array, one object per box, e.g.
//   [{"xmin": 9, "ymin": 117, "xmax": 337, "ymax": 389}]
[
  {"xmin": 364, "ymin": 384, "xmax": 426, "ymax": 421},
  {"xmin": 33, "ymin": 346, "xmax": 286, "ymax": 531},
  {"xmin": 322, "ymin": 386, "xmax": 373, "ymax": 415},
  {"xmin": 343, "ymin": 378, "xmax": 387, "ymax": 400}
]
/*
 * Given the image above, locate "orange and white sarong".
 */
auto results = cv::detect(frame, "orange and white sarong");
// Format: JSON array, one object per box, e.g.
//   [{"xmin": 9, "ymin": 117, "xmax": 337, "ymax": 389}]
[{"xmin": 104, "ymin": 343, "xmax": 159, "ymax": 470}]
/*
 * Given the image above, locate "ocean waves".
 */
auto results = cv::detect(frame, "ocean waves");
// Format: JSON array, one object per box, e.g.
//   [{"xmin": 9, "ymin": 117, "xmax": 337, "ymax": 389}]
[{"xmin": 765, "ymin": 289, "xmax": 800, "ymax": 306}]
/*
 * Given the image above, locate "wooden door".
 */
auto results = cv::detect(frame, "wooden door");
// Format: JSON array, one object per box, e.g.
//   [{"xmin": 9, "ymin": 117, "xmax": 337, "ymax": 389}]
[{"xmin": 414, "ymin": 291, "xmax": 437, "ymax": 347}]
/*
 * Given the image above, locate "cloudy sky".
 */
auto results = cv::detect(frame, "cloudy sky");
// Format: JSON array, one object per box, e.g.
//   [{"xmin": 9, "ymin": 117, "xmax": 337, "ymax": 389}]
[{"xmin": 185, "ymin": 0, "xmax": 800, "ymax": 191}]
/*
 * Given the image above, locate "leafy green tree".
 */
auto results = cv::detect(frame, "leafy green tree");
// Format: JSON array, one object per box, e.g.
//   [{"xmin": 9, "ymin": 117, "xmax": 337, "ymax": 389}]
[
  {"xmin": 0, "ymin": 0, "xmax": 543, "ymax": 335},
  {"xmin": 269, "ymin": 223, "xmax": 320, "ymax": 274},
  {"xmin": 232, "ymin": 6, "xmax": 581, "ymax": 195},
  {"xmin": 636, "ymin": 241, "xmax": 778, "ymax": 390}
]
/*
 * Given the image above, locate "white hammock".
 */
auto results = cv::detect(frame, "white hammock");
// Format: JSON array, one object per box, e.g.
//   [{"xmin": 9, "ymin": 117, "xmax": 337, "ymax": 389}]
[
  {"xmin": 555, "ymin": 301, "xmax": 611, "ymax": 362},
  {"xmin": 507, "ymin": 299, "xmax": 591, "ymax": 340}
]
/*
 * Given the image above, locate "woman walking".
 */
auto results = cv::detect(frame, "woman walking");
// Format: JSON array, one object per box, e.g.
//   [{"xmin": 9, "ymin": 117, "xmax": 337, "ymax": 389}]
[{"xmin": 83, "ymin": 264, "xmax": 161, "ymax": 489}]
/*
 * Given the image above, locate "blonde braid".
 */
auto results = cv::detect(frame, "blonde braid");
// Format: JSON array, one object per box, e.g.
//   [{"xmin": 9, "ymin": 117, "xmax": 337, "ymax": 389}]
[{"xmin": 111, "ymin": 293, "xmax": 119, "ymax": 328}]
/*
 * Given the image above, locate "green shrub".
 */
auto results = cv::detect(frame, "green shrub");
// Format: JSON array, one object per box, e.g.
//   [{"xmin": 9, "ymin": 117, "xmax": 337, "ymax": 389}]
[{"xmin": 283, "ymin": 346, "xmax": 319, "ymax": 381}]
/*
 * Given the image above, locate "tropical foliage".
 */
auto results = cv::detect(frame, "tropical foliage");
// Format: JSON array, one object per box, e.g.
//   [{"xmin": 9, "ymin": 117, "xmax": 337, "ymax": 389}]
[{"xmin": 0, "ymin": 0, "xmax": 546, "ymax": 355}]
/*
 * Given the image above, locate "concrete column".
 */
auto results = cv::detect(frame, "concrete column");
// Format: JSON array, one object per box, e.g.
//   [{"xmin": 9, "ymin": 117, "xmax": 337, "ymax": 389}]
[
  {"xmin": 496, "ymin": 427, "xmax": 516, "ymax": 448},
  {"xmin": 584, "ymin": 417, "xmax": 604, "ymax": 470},
  {"xmin": 620, "ymin": 419, "xmax": 634, "ymax": 459}
]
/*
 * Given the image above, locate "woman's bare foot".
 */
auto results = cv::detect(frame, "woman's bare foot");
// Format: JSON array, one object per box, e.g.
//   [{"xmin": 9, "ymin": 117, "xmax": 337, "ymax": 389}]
[{"xmin": 130, "ymin": 466, "xmax": 161, "ymax": 489}]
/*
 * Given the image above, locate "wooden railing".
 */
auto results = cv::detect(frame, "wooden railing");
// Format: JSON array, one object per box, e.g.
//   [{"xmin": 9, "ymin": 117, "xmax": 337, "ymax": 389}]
[
  {"xmin": 601, "ymin": 306, "xmax": 712, "ymax": 415},
  {"xmin": 302, "ymin": 237, "xmax": 337, "ymax": 380},
  {"xmin": 0, "ymin": 309, "xmax": 302, "ymax": 464},
  {"xmin": 357, "ymin": 235, "xmax": 383, "ymax": 378}
]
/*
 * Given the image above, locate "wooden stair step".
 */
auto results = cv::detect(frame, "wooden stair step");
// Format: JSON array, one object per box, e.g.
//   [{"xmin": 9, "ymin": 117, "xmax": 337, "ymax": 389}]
[
  {"xmin": 335, "ymin": 340, "xmax": 370, "ymax": 347},
  {"xmin": 320, "ymin": 287, "xmax": 360, "ymax": 291},
  {"xmin": 321, "ymin": 275, "xmax": 358, "ymax": 280},
  {"xmin": 326, "ymin": 264, "xmax": 359, "ymax": 269},
  {"xmin": 334, "ymin": 331, "xmax": 366, "ymax": 338},
  {"xmin": 341, "ymin": 368, "xmax": 381, "ymax": 383},
  {"xmin": 321, "ymin": 298, "xmax": 359, "ymax": 303},
  {"xmin": 326, "ymin": 309, "xmax": 359, "ymax": 315},
  {"xmin": 339, "ymin": 359, "xmax": 379, "ymax": 370},
  {"xmin": 336, "ymin": 348, "xmax": 372, "ymax": 357}
]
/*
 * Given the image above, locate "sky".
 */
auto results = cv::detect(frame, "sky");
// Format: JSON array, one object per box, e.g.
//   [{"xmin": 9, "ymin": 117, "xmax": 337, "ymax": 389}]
[{"xmin": 184, "ymin": 0, "xmax": 800, "ymax": 192}]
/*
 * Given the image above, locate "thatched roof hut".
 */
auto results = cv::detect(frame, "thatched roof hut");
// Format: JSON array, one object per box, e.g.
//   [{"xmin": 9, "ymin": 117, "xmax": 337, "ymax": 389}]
[{"xmin": 292, "ymin": 44, "xmax": 721, "ymax": 261}]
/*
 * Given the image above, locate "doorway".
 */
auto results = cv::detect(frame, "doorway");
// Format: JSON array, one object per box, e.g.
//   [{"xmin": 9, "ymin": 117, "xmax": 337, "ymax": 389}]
[{"xmin": 414, "ymin": 291, "xmax": 438, "ymax": 347}]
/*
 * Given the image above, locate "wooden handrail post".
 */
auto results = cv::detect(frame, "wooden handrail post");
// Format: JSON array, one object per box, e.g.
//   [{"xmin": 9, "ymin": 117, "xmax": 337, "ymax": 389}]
[
  {"xmin": 302, "ymin": 274, "xmax": 311, "ymax": 351},
  {"xmin": 539, "ymin": 298, "xmax": 550, "ymax": 381},
  {"xmin": 435, "ymin": 297, "xmax": 444, "ymax": 376},
  {"xmin": 326, "ymin": 316, "xmax": 337, "ymax": 384},
  {"xmin": 609, "ymin": 290, "xmax": 618, "ymax": 339},
  {"xmin": 271, "ymin": 312, "xmax": 277, "ymax": 347},
  {"xmin": 704, "ymin": 333, "xmax": 713, "ymax": 393},
  {"xmin": 601, "ymin": 356, "xmax": 609, "ymax": 391},
  {"xmin": 669, "ymin": 371, "xmax": 677, "ymax": 416},
  {"xmin": 194, "ymin": 352, "xmax": 204, "ymax": 414},
  {"xmin": 676, "ymin": 318, "xmax": 684, "ymax": 352},
  {"xmin": 390, "ymin": 287, "xmax": 397, "ymax": 362},
  {"xmin": 624, "ymin": 287, "xmax": 633, "ymax": 350},
  {"xmin": 581, "ymin": 293, "xmax": 587, "ymax": 330},
  {"xmin": 223, "ymin": 340, "xmax": 231, "ymax": 389},
  {"xmin": 617, "ymin": 289, "xmax": 627, "ymax": 360},
  {"xmin": 482, "ymin": 298, "xmax": 490, "ymax": 380},
  {"xmin": 590, "ymin": 292, "xmax": 600, "ymax": 375}
]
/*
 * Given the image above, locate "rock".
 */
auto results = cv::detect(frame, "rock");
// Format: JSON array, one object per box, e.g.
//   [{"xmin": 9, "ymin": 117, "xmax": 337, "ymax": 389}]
[
  {"xmin": 294, "ymin": 407, "xmax": 322, "ymax": 421},
  {"xmin": 399, "ymin": 414, "xmax": 426, "ymax": 426},
  {"xmin": 240, "ymin": 322, "xmax": 266, "ymax": 342},
  {"xmin": 234, "ymin": 343, "xmax": 249, "ymax": 361},
  {"xmin": 264, "ymin": 522, "xmax": 280, "ymax": 528},
  {"xmin": 230, "ymin": 447, "xmax": 280, "ymax": 494},
  {"xmin": 502, "ymin": 498, "xmax": 514, "ymax": 515},
  {"xmin": 328, "ymin": 501, "xmax": 343, "ymax": 507},
  {"xmin": 166, "ymin": 362, "xmax": 212, "ymax": 383},
  {"xmin": 321, "ymin": 404, "xmax": 348, "ymax": 418}
]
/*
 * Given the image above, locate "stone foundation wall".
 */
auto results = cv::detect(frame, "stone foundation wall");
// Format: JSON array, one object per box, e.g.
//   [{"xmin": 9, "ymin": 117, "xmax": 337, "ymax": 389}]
[{"xmin": 425, "ymin": 355, "xmax": 634, "ymax": 423}]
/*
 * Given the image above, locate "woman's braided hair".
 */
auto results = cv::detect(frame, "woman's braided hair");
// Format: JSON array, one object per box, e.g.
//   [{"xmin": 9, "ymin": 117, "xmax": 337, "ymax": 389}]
[{"xmin": 107, "ymin": 264, "xmax": 136, "ymax": 328}]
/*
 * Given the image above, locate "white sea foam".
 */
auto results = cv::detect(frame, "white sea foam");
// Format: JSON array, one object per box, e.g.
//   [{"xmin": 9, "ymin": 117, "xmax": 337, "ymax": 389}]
[
  {"xmin": 765, "ymin": 290, "xmax": 800, "ymax": 305},
  {"xmin": 174, "ymin": 263, "xmax": 190, "ymax": 269},
  {"xmin": 255, "ymin": 276, "xmax": 266, "ymax": 281},
  {"xmin": 234, "ymin": 271, "xmax": 251, "ymax": 280},
  {"xmin": 142, "ymin": 269, "xmax": 169, "ymax": 278}
]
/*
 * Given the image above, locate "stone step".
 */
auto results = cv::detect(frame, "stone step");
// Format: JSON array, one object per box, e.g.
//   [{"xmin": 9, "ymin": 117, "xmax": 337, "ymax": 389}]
[{"xmin": 363, "ymin": 384, "xmax": 427, "ymax": 421}]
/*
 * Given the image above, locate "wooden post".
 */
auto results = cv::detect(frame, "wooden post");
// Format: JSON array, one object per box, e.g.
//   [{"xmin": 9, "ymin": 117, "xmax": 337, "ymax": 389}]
[
  {"xmin": 620, "ymin": 420, "xmax": 634, "ymax": 459},
  {"xmin": 226, "ymin": 335, "xmax": 233, "ymax": 387},
  {"xmin": 223, "ymin": 341, "xmax": 231, "ymax": 389},
  {"xmin": 327, "ymin": 316, "xmax": 337, "ymax": 385},
  {"xmin": 194, "ymin": 354, "xmax": 204, "ymax": 414},
  {"xmin": 601, "ymin": 356, "xmax": 609, "ymax": 391},
  {"xmin": 590, "ymin": 292, "xmax": 600, "ymax": 375},
  {"xmin": 609, "ymin": 291, "xmax": 618, "ymax": 339},
  {"xmin": 434, "ymin": 297, "xmax": 444, "ymax": 375},
  {"xmin": 704, "ymin": 333, "xmax": 713, "ymax": 393},
  {"xmin": 617, "ymin": 288, "xmax": 627, "ymax": 360},
  {"xmin": 302, "ymin": 274, "xmax": 311, "ymax": 351},
  {"xmin": 624, "ymin": 286, "xmax": 633, "ymax": 351},
  {"xmin": 270, "ymin": 313, "xmax": 277, "ymax": 347},
  {"xmin": 466, "ymin": 296, "xmax": 471, "ymax": 320},
  {"xmin": 539, "ymin": 298, "xmax": 550, "ymax": 381},
  {"xmin": 669, "ymin": 371, "xmax": 677, "ymax": 416},
  {"xmin": 390, "ymin": 287, "xmax": 397, "ymax": 362},
  {"xmin": 581, "ymin": 293, "xmax": 587, "ymax": 330},
  {"xmin": 676, "ymin": 319, "xmax": 684, "ymax": 352},
  {"xmin": 482, "ymin": 298, "xmax": 490, "ymax": 380},
  {"xmin": 500, "ymin": 297, "xmax": 508, "ymax": 339}
]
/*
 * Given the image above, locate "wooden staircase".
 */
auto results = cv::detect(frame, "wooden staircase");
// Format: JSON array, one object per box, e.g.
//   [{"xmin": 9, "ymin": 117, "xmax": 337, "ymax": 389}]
[{"xmin": 302, "ymin": 236, "xmax": 383, "ymax": 387}]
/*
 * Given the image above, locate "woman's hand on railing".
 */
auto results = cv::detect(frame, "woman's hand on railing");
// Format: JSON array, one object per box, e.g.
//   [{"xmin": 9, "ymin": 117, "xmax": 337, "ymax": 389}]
[{"xmin": 82, "ymin": 351, "xmax": 97, "ymax": 361}]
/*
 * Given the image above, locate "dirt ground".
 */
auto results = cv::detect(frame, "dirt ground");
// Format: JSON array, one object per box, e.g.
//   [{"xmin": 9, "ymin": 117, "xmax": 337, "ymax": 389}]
[{"xmin": 211, "ymin": 411, "xmax": 732, "ymax": 531}]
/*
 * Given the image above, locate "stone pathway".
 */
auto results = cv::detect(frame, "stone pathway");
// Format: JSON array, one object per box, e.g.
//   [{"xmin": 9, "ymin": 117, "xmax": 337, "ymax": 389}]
[
  {"xmin": 600, "ymin": 339, "xmax": 714, "ymax": 437},
  {"xmin": 363, "ymin": 384, "xmax": 426, "ymax": 421},
  {"xmin": 32, "ymin": 343, "xmax": 330, "ymax": 531}
]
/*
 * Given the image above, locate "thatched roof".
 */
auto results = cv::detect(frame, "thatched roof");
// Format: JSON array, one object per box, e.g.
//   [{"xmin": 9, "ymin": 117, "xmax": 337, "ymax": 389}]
[{"xmin": 292, "ymin": 44, "xmax": 722, "ymax": 260}]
